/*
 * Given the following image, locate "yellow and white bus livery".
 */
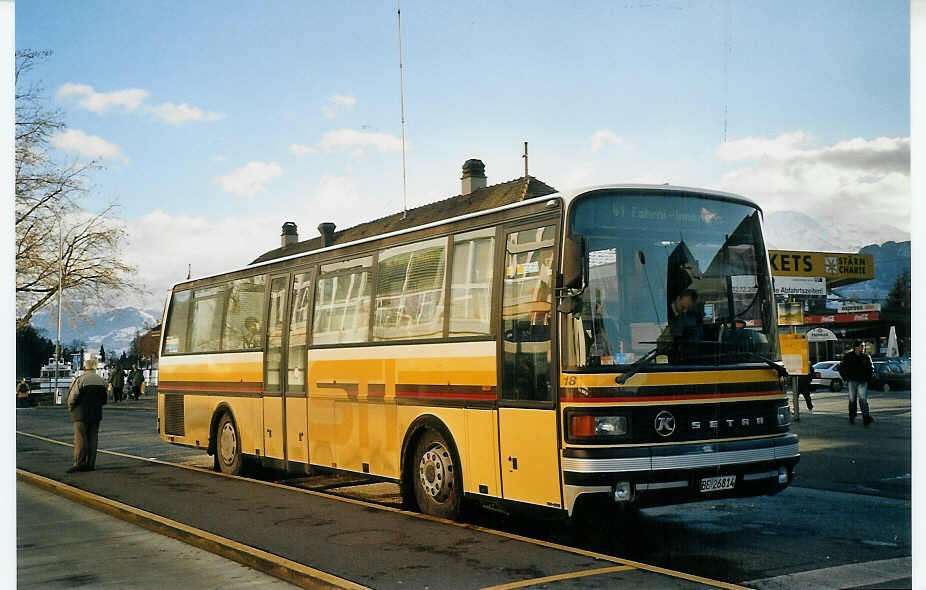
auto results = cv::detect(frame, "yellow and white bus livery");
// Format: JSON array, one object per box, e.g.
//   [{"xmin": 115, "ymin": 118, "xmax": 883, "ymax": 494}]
[{"xmin": 157, "ymin": 180, "xmax": 798, "ymax": 520}]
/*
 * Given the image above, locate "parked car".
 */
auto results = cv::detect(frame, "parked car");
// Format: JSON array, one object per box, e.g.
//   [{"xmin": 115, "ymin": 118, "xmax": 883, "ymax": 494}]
[
  {"xmin": 869, "ymin": 360, "xmax": 911, "ymax": 392},
  {"xmin": 811, "ymin": 361, "xmax": 843, "ymax": 392}
]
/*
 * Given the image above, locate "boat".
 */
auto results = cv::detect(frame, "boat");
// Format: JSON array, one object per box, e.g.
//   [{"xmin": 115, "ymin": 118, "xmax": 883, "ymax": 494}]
[{"xmin": 31, "ymin": 358, "xmax": 74, "ymax": 405}]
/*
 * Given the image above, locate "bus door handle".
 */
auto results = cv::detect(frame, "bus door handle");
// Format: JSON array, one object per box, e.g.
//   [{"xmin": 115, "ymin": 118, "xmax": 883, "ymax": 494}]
[
  {"xmin": 508, "ymin": 456, "xmax": 518, "ymax": 470},
  {"xmin": 266, "ymin": 428, "xmax": 272, "ymax": 437}
]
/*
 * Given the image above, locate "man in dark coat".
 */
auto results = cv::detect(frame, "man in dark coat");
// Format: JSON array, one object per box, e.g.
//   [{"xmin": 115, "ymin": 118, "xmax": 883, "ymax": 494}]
[
  {"xmin": 66, "ymin": 357, "xmax": 108, "ymax": 472},
  {"xmin": 838, "ymin": 340, "xmax": 875, "ymax": 425},
  {"xmin": 108, "ymin": 363, "xmax": 125, "ymax": 402},
  {"xmin": 129, "ymin": 364, "xmax": 144, "ymax": 399}
]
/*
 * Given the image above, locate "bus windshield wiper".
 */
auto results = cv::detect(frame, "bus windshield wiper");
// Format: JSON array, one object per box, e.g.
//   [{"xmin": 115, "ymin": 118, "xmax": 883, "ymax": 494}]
[
  {"xmin": 736, "ymin": 351, "xmax": 789, "ymax": 377},
  {"xmin": 615, "ymin": 347, "xmax": 660, "ymax": 385}
]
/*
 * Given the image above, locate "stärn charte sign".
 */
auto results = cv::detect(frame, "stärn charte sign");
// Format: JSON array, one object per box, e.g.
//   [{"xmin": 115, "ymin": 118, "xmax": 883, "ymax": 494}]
[{"xmin": 768, "ymin": 250, "xmax": 873, "ymax": 286}]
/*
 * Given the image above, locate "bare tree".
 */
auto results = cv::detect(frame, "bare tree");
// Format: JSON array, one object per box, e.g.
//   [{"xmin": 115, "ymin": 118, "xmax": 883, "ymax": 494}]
[{"xmin": 15, "ymin": 50, "xmax": 135, "ymax": 329}]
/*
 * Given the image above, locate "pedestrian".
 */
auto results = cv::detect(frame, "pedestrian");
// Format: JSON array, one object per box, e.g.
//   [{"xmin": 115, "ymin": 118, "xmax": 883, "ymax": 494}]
[
  {"xmin": 16, "ymin": 378, "xmax": 31, "ymax": 407},
  {"xmin": 129, "ymin": 364, "xmax": 144, "ymax": 399},
  {"xmin": 66, "ymin": 356, "xmax": 108, "ymax": 472},
  {"xmin": 838, "ymin": 340, "xmax": 874, "ymax": 425},
  {"xmin": 794, "ymin": 373, "xmax": 813, "ymax": 415},
  {"xmin": 108, "ymin": 363, "xmax": 125, "ymax": 403}
]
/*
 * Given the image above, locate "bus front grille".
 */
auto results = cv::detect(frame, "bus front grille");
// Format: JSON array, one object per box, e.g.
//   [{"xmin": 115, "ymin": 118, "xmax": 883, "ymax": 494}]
[{"xmin": 164, "ymin": 394, "xmax": 185, "ymax": 436}]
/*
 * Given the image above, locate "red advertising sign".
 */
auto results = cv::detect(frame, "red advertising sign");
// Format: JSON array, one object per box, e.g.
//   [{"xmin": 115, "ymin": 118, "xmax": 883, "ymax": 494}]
[{"xmin": 803, "ymin": 312, "xmax": 879, "ymax": 324}]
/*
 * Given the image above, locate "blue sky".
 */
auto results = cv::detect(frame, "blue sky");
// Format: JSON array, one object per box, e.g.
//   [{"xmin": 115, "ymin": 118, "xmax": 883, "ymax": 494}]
[{"xmin": 15, "ymin": 0, "xmax": 911, "ymax": 311}]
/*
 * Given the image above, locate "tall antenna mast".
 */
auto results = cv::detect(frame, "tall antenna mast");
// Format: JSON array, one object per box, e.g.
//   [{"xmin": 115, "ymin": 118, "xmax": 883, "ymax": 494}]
[
  {"xmin": 397, "ymin": 0, "xmax": 408, "ymax": 219},
  {"xmin": 523, "ymin": 141, "xmax": 528, "ymax": 177}
]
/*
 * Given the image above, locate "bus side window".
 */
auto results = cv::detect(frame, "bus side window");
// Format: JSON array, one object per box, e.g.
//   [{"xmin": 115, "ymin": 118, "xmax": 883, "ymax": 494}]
[
  {"xmin": 312, "ymin": 256, "xmax": 373, "ymax": 345},
  {"xmin": 190, "ymin": 283, "xmax": 229, "ymax": 353},
  {"xmin": 221, "ymin": 275, "xmax": 267, "ymax": 350},
  {"xmin": 449, "ymin": 228, "xmax": 495, "ymax": 337},
  {"xmin": 374, "ymin": 237, "xmax": 447, "ymax": 341},
  {"xmin": 163, "ymin": 290, "xmax": 191, "ymax": 354}
]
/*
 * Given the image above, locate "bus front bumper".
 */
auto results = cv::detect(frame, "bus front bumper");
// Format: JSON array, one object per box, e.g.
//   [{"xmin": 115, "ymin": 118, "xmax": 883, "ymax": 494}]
[{"xmin": 562, "ymin": 434, "xmax": 799, "ymax": 514}]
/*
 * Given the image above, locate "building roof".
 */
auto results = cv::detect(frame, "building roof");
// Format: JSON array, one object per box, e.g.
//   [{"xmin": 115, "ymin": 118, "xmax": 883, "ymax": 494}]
[{"xmin": 251, "ymin": 175, "xmax": 557, "ymax": 264}]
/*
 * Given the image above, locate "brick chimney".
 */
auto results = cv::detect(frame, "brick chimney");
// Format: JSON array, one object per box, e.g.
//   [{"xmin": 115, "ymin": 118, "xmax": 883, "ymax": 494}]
[
  {"xmin": 318, "ymin": 222, "xmax": 336, "ymax": 248},
  {"xmin": 461, "ymin": 159, "xmax": 487, "ymax": 195},
  {"xmin": 281, "ymin": 222, "xmax": 298, "ymax": 248}
]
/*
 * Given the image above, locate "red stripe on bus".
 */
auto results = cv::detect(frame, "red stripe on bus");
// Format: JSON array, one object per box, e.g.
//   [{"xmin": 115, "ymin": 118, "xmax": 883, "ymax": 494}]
[
  {"xmin": 396, "ymin": 391, "xmax": 497, "ymax": 400},
  {"xmin": 159, "ymin": 384, "xmax": 263, "ymax": 393},
  {"xmin": 560, "ymin": 390, "xmax": 786, "ymax": 403}
]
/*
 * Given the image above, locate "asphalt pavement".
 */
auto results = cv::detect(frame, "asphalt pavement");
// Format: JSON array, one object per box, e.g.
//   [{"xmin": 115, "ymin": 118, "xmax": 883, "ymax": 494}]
[
  {"xmin": 15, "ymin": 388, "xmax": 913, "ymax": 589},
  {"xmin": 17, "ymin": 480, "xmax": 299, "ymax": 589},
  {"xmin": 16, "ymin": 426, "xmax": 730, "ymax": 589}
]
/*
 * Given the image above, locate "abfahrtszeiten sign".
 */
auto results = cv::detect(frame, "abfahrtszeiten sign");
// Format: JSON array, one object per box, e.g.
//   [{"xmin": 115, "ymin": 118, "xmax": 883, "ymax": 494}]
[{"xmin": 773, "ymin": 276, "xmax": 826, "ymax": 296}]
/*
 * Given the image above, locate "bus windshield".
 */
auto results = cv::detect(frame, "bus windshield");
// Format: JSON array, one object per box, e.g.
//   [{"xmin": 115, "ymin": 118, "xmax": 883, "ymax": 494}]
[{"xmin": 563, "ymin": 191, "xmax": 779, "ymax": 371}]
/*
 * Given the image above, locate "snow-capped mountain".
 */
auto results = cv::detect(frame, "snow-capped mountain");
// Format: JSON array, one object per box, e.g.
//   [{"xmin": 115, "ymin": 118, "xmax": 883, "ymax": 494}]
[
  {"xmin": 30, "ymin": 306, "xmax": 162, "ymax": 355},
  {"xmin": 831, "ymin": 240, "xmax": 911, "ymax": 303},
  {"xmin": 763, "ymin": 210, "xmax": 910, "ymax": 253}
]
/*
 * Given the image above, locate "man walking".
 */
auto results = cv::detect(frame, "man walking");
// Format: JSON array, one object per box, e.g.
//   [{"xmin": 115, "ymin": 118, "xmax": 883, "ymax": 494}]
[
  {"xmin": 129, "ymin": 364, "xmax": 144, "ymax": 399},
  {"xmin": 839, "ymin": 340, "xmax": 875, "ymax": 425},
  {"xmin": 108, "ymin": 363, "xmax": 125, "ymax": 403},
  {"xmin": 66, "ymin": 357, "xmax": 108, "ymax": 472}
]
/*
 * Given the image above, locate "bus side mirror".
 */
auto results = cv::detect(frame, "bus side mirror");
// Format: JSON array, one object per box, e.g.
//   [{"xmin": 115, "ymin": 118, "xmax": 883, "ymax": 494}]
[{"xmin": 562, "ymin": 236, "xmax": 587, "ymax": 290}]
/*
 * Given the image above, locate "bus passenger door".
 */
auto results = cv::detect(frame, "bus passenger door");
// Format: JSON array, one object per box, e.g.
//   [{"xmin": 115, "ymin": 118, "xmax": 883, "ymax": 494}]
[
  {"xmin": 284, "ymin": 270, "xmax": 313, "ymax": 468},
  {"xmin": 263, "ymin": 275, "xmax": 289, "ymax": 461},
  {"xmin": 497, "ymin": 223, "xmax": 563, "ymax": 509}
]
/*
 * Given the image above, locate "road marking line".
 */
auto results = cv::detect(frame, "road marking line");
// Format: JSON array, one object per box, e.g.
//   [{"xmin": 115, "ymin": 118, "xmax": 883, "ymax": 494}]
[
  {"xmin": 16, "ymin": 430, "xmax": 744, "ymax": 589},
  {"xmin": 743, "ymin": 556, "xmax": 911, "ymax": 590},
  {"xmin": 479, "ymin": 565, "xmax": 634, "ymax": 589},
  {"xmin": 17, "ymin": 468, "xmax": 370, "ymax": 590}
]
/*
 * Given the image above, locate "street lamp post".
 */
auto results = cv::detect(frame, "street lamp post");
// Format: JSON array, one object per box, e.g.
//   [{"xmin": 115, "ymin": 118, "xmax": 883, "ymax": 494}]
[{"xmin": 54, "ymin": 211, "xmax": 62, "ymax": 403}]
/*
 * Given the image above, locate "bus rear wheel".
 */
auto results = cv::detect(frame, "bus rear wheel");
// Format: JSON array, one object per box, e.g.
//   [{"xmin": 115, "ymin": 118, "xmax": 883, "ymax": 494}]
[
  {"xmin": 216, "ymin": 413, "xmax": 244, "ymax": 475},
  {"xmin": 413, "ymin": 429, "xmax": 462, "ymax": 520}
]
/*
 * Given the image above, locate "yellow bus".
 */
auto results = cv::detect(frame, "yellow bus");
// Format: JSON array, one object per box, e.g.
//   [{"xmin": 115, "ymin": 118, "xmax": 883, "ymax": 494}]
[{"xmin": 157, "ymin": 182, "xmax": 798, "ymax": 520}]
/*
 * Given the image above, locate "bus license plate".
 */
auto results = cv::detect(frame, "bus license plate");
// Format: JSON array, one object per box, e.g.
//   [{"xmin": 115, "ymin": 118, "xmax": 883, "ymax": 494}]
[{"xmin": 699, "ymin": 475, "xmax": 736, "ymax": 493}]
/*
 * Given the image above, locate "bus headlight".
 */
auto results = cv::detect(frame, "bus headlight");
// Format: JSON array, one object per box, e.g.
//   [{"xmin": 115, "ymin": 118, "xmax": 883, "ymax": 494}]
[
  {"xmin": 776, "ymin": 405, "xmax": 791, "ymax": 426},
  {"xmin": 567, "ymin": 412, "xmax": 630, "ymax": 443}
]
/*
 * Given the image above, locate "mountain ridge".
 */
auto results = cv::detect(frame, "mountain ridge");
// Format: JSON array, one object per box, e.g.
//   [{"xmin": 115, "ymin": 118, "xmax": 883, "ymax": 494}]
[{"xmin": 30, "ymin": 306, "xmax": 161, "ymax": 356}]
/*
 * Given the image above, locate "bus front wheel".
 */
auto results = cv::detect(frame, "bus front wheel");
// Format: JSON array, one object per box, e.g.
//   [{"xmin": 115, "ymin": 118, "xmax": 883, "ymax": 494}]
[
  {"xmin": 216, "ymin": 413, "xmax": 244, "ymax": 475},
  {"xmin": 413, "ymin": 429, "xmax": 462, "ymax": 520}
]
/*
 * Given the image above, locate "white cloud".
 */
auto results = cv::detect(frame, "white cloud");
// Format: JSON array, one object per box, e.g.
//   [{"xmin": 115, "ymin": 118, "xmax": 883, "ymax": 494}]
[
  {"xmin": 559, "ymin": 162, "xmax": 597, "ymax": 188},
  {"xmin": 322, "ymin": 93, "xmax": 356, "ymax": 119},
  {"xmin": 318, "ymin": 128, "xmax": 402, "ymax": 153},
  {"xmin": 331, "ymin": 94, "xmax": 356, "ymax": 107},
  {"xmin": 715, "ymin": 130, "xmax": 809, "ymax": 161},
  {"xmin": 56, "ymin": 82, "xmax": 223, "ymax": 124},
  {"xmin": 50, "ymin": 129, "xmax": 126, "ymax": 161},
  {"xmin": 590, "ymin": 129, "xmax": 624, "ymax": 151},
  {"xmin": 290, "ymin": 143, "xmax": 316, "ymax": 155},
  {"xmin": 146, "ymin": 102, "xmax": 224, "ymax": 125},
  {"xmin": 120, "ymin": 210, "xmax": 282, "ymax": 311},
  {"xmin": 57, "ymin": 83, "xmax": 148, "ymax": 113},
  {"xmin": 298, "ymin": 175, "xmax": 385, "ymax": 232},
  {"xmin": 214, "ymin": 162, "xmax": 284, "ymax": 198},
  {"xmin": 714, "ymin": 131, "xmax": 911, "ymax": 233}
]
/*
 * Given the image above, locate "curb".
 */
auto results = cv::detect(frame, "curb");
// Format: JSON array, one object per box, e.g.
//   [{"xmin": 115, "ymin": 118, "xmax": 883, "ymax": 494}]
[{"xmin": 17, "ymin": 469, "xmax": 370, "ymax": 590}]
